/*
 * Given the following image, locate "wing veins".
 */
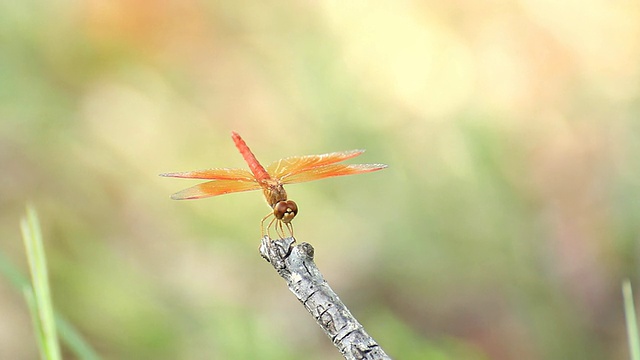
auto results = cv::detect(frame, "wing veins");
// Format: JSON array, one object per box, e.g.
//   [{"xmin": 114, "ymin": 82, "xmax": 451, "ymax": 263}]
[
  {"xmin": 280, "ymin": 163, "xmax": 387, "ymax": 184},
  {"xmin": 160, "ymin": 168, "xmax": 255, "ymax": 181},
  {"xmin": 169, "ymin": 179, "xmax": 262, "ymax": 200},
  {"xmin": 266, "ymin": 150, "xmax": 365, "ymax": 179}
]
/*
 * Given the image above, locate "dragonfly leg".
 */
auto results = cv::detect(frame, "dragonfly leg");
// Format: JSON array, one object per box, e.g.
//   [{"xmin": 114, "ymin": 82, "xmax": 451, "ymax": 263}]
[
  {"xmin": 285, "ymin": 222, "xmax": 294, "ymax": 238},
  {"xmin": 262, "ymin": 212, "xmax": 293, "ymax": 239},
  {"xmin": 276, "ymin": 220, "xmax": 285, "ymax": 239},
  {"xmin": 261, "ymin": 212, "xmax": 274, "ymax": 238},
  {"xmin": 264, "ymin": 214, "xmax": 278, "ymax": 239},
  {"xmin": 267, "ymin": 217, "xmax": 278, "ymax": 239}
]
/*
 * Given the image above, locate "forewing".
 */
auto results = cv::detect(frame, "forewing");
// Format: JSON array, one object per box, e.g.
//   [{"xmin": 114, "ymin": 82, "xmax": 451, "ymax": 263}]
[
  {"xmin": 160, "ymin": 168, "xmax": 255, "ymax": 181},
  {"xmin": 168, "ymin": 179, "xmax": 262, "ymax": 200},
  {"xmin": 279, "ymin": 163, "xmax": 387, "ymax": 184},
  {"xmin": 266, "ymin": 150, "xmax": 365, "ymax": 180}
]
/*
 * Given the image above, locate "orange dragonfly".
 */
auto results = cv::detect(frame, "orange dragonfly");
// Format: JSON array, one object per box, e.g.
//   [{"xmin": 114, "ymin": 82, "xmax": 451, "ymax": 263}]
[{"xmin": 161, "ymin": 131, "xmax": 387, "ymax": 239}]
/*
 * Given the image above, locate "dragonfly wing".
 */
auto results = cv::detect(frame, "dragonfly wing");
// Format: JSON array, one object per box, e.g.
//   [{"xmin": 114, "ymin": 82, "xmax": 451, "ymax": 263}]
[
  {"xmin": 279, "ymin": 163, "xmax": 387, "ymax": 184},
  {"xmin": 266, "ymin": 150, "xmax": 365, "ymax": 180},
  {"xmin": 160, "ymin": 168, "xmax": 255, "ymax": 181},
  {"xmin": 169, "ymin": 179, "xmax": 262, "ymax": 200}
]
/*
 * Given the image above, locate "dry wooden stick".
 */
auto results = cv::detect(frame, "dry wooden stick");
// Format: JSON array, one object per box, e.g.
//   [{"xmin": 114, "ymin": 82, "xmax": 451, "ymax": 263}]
[{"xmin": 259, "ymin": 236, "xmax": 392, "ymax": 360}]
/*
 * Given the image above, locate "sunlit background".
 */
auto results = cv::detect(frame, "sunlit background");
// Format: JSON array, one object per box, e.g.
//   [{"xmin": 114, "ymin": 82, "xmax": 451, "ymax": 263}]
[{"xmin": 1, "ymin": 0, "xmax": 639, "ymax": 359}]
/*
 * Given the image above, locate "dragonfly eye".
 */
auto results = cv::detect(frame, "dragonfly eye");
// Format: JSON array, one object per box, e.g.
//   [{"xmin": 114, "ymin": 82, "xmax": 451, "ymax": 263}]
[{"xmin": 274, "ymin": 200, "xmax": 298, "ymax": 223}]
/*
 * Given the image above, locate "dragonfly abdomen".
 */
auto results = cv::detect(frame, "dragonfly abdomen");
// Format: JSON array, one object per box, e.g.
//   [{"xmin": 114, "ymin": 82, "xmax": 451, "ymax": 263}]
[{"xmin": 232, "ymin": 131, "xmax": 271, "ymax": 181}]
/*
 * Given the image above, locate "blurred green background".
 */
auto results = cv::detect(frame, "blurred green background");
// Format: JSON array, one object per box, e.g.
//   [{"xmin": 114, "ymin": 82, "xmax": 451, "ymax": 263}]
[{"xmin": 1, "ymin": 0, "xmax": 639, "ymax": 359}]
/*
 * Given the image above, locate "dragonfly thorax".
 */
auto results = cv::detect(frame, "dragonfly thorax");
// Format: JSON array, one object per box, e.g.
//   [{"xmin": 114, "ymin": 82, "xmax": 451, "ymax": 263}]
[{"xmin": 262, "ymin": 179, "xmax": 288, "ymax": 207}]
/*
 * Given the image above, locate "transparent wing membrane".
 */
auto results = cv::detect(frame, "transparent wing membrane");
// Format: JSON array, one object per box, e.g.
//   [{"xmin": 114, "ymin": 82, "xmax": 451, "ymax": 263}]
[
  {"xmin": 169, "ymin": 179, "xmax": 262, "ymax": 200},
  {"xmin": 266, "ymin": 150, "xmax": 366, "ymax": 179},
  {"xmin": 160, "ymin": 168, "xmax": 255, "ymax": 181},
  {"xmin": 280, "ymin": 163, "xmax": 387, "ymax": 184}
]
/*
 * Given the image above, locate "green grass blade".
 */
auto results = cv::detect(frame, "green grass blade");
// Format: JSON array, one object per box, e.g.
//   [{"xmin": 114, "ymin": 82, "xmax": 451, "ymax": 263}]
[
  {"xmin": 25, "ymin": 288, "xmax": 101, "ymax": 360},
  {"xmin": 24, "ymin": 286, "xmax": 48, "ymax": 359},
  {"xmin": 0, "ymin": 248, "xmax": 102, "ymax": 360},
  {"xmin": 21, "ymin": 206, "xmax": 62, "ymax": 360},
  {"xmin": 56, "ymin": 316, "xmax": 101, "ymax": 360},
  {"xmin": 623, "ymin": 279, "xmax": 640, "ymax": 360},
  {"xmin": 0, "ymin": 251, "xmax": 30, "ymax": 289}
]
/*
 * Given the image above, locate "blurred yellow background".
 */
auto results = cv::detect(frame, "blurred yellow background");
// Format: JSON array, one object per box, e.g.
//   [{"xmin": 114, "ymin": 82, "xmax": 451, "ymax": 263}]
[{"xmin": 1, "ymin": 0, "xmax": 639, "ymax": 359}]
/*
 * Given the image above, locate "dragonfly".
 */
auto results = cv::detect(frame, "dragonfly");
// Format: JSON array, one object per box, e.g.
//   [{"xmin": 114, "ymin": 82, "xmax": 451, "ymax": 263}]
[{"xmin": 161, "ymin": 131, "xmax": 387, "ymax": 239}]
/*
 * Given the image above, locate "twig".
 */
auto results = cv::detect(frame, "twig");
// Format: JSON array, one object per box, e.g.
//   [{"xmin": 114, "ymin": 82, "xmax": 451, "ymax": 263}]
[{"xmin": 259, "ymin": 236, "xmax": 392, "ymax": 360}]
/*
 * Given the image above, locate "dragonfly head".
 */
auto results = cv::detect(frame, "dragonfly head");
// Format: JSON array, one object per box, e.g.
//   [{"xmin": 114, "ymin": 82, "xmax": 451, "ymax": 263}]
[{"xmin": 274, "ymin": 200, "xmax": 298, "ymax": 223}]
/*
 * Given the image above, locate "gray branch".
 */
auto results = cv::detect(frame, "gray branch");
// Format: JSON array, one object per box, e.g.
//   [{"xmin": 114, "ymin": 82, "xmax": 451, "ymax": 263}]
[{"xmin": 259, "ymin": 236, "xmax": 392, "ymax": 360}]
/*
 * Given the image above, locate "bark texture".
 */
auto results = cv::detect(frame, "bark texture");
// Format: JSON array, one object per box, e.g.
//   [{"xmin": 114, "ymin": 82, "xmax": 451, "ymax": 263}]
[{"xmin": 259, "ymin": 236, "xmax": 392, "ymax": 360}]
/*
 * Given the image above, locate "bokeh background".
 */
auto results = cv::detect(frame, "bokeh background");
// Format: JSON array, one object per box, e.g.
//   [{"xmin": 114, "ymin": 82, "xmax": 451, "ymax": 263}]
[{"xmin": 1, "ymin": 0, "xmax": 639, "ymax": 359}]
